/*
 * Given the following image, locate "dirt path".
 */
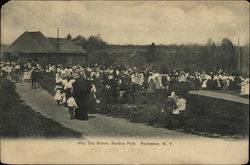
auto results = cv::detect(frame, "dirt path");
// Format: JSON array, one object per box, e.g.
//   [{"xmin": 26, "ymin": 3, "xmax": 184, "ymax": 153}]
[
  {"xmin": 15, "ymin": 81, "xmax": 206, "ymax": 139},
  {"xmin": 189, "ymin": 90, "xmax": 249, "ymax": 104}
]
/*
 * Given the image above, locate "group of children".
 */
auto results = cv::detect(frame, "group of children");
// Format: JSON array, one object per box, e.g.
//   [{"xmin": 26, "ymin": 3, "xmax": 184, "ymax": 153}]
[
  {"xmin": 54, "ymin": 87, "xmax": 79, "ymax": 119},
  {"xmin": 53, "ymin": 73, "xmax": 80, "ymax": 119}
]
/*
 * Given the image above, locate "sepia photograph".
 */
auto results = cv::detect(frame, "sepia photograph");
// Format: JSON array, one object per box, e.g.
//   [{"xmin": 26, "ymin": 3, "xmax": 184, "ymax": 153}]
[{"xmin": 0, "ymin": 0, "xmax": 249, "ymax": 164}]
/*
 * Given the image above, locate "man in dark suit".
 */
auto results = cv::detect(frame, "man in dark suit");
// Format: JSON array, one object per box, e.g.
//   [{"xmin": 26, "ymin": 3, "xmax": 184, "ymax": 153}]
[
  {"xmin": 72, "ymin": 75, "xmax": 91, "ymax": 120},
  {"xmin": 31, "ymin": 68, "xmax": 38, "ymax": 89},
  {"xmin": 234, "ymin": 74, "xmax": 242, "ymax": 93}
]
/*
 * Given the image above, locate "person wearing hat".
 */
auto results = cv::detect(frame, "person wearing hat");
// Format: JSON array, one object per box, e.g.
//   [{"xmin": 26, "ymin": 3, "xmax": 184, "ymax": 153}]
[
  {"xmin": 72, "ymin": 74, "xmax": 91, "ymax": 120},
  {"xmin": 163, "ymin": 91, "xmax": 177, "ymax": 129},
  {"xmin": 234, "ymin": 74, "xmax": 242, "ymax": 93}
]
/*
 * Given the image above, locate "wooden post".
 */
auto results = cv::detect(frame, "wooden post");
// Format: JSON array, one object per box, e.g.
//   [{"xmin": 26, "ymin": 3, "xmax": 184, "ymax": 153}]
[{"xmin": 57, "ymin": 27, "xmax": 59, "ymax": 43}]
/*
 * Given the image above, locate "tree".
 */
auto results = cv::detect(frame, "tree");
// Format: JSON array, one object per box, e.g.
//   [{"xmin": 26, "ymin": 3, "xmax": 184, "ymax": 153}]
[
  {"xmin": 86, "ymin": 35, "xmax": 107, "ymax": 53},
  {"xmin": 72, "ymin": 35, "xmax": 88, "ymax": 49},
  {"xmin": 220, "ymin": 38, "xmax": 237, "ymax": 72},
  {"xmin": 202, "ymin": 38, "xmax": 216, "ymax": 71},
  {"xmin": 66, "ymin": 33, "xmax": 72, "ymax": 40},
  {"xmin": 146, "ymin": 42, "xmax": 157, "ymax": 63},
  {"xmin": 207, "ymin": 38, "xmax": 214, "ymax": 46},
  {"xmin": 209, "ymin": 42, "xmax": 218, "ymax": 71},
  {"xmin": 72, "ymin": 34, "xmax": 108, "ymax": 55}
]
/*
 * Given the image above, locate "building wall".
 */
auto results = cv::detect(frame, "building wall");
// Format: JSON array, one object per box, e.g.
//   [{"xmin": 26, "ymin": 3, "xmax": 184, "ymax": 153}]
[
  {"xmin": 48, "ymin": 53, "xmax": 86, "ymax": 65},
  {"xmin": 4, "ymin": 52, "xmax": 86, "ymax": 65},
  {"xmin": 72, "ymin": 56, "xmax": 85, "ymax": 65}
]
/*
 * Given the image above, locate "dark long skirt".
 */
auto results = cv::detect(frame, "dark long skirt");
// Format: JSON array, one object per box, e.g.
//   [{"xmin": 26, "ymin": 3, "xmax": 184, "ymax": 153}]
[
  {"xmin": 65, "ymin": 88, "xmax": 72, "ymax": 100},
  {"xmin": 89, "ymin": 94, "xmax": 96, "ymax": 114},
  {"xmin": 74, "ymin": 99, "xmax": 89, "ymax": 120}
]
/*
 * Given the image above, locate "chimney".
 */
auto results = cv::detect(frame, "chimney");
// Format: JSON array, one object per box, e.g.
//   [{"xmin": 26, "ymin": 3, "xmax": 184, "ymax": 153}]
[{"xmin": 75, "ymin": 39, "xmax": 81, "ymax": 47}]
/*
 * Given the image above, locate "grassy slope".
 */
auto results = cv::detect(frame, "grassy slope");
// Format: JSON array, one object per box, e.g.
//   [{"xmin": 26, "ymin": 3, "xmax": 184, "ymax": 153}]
[
  {"xmin": 88, "ymin": 47, "xmax": 204, "ymax": 70},
  {"xmin": 0, "ymin": 79, "xmax": 82, "ymax": 138}
]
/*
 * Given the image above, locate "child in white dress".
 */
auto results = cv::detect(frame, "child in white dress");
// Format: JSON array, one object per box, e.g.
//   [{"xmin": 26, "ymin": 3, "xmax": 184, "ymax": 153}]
[
  {"xmin": 26, "ymin": 71, "xmax": 31, "ymax": 82},
  {"xmin": 54, "ymin": 89, "xmax": 62, "ymax": 105},
  {"xmin": 23, "ymin": 71, "xmax": 28, "ymax": 82}
]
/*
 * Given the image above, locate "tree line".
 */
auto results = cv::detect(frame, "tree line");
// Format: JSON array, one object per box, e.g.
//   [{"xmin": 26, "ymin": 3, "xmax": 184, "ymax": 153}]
[
  {"xmin": 67, "ymin": 33, "xmax": 247, "ymax": 74},
  {"xmin": 67, "ymin": 33, "xmax": 108, "ymax": 53},
  {"xmin": 143, "ymin": 38, "xmax": 242, "ymax": 73}
]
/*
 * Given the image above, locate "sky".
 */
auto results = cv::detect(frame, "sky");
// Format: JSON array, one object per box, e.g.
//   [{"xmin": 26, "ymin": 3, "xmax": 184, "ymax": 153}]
[{"xmin": 1, "ymin": 0, "xmax": 249, "ymax": 45}]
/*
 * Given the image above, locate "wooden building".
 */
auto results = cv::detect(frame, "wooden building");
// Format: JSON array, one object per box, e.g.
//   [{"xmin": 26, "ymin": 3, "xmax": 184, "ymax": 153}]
[{"xmin": 4, "ymin": 31, "xmax": 87, "ymax": 65}]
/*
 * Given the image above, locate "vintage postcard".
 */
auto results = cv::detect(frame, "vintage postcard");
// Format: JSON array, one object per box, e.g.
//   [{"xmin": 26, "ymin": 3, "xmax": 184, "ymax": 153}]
[{"xmin": 0, "ymin": 0, "xmax": 249, "ymax": 164}]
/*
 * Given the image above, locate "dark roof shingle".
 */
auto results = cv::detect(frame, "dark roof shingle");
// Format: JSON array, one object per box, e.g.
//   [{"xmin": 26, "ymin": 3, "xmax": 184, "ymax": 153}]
[
  {"xmin": 48, "ymin": 38, "xmax": 87, "ymax": 53},
  {"xmin": 5, "ymin": 31, "xmax": 86, "ymax": 54}
]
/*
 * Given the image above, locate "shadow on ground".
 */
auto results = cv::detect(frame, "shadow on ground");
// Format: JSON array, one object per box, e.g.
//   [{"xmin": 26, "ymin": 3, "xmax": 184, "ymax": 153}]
[{"xmin": 0, "ymin": 79, "xmax": 82, "ymax": 138}]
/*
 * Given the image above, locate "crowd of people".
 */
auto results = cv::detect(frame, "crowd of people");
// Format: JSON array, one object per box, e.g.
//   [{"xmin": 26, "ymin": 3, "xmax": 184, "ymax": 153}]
[{"xmin": 1, "ymin": 61, "xmax": 249, "ymax": 124}]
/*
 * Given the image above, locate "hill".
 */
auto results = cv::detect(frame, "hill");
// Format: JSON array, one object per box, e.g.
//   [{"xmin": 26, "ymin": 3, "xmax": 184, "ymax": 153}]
[
  {"xmin": 88, "ymin": 44, "xmax": 249, "ymax": 75},
  {"xmin": 88, "ymin": 45, "xmax": 206, "ymax": 71}
]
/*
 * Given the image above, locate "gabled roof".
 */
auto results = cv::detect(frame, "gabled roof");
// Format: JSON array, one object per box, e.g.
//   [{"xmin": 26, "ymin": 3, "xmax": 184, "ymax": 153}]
[
  {"xmin": 28, "ymin": 32, "xmax": 55, "ymax": 52},
  {"xmin": 4, "ymin": 31, "xmax": 86, "ymax": 54},
  {"xmin": 4, "ymin": 31, "xmax": 51, "ymax": 53},
  {"xmin": 48, "ymin": 38, "xmax": 86, "ymax": 53}
]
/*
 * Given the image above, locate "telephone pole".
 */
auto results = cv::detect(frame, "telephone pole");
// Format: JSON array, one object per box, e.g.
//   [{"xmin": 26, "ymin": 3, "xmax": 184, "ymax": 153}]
[{"xmin": 238, "ymin": 37, "xmax": 241, "ymax": 72}]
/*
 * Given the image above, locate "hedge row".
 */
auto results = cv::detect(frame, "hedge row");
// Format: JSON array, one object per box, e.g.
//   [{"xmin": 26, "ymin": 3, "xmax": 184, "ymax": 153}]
[
  {"xmin": 186, "ymin": 94, "xmax": 249, "ymax": 135},
  {"xmin": 105, "ymin": 104, "xmax": 165, "ymax": 125}
]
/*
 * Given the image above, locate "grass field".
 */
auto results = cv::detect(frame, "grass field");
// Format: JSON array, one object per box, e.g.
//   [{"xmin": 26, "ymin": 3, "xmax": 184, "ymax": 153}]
[{"xmin": 0, "ymin": 79, "xmax": 82, "ymax": 138}]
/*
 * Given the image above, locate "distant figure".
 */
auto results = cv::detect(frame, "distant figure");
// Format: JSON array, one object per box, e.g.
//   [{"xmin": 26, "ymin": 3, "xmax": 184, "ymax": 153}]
[
  {"xmin": 31, "ymin": 68, "xmax": 39, "ymax": 89},
  {"xmin": 207, "ymin": 75, "xmax": 218, "ymax": 90},
  {"xmin": 241, "ymin": 79, "xmax": 249, "ymax": 97},
  {"xmin": 161, "ymin": 75, "xmax": 168, "ymax": 89},
  {"xmin": 89, "ymin": 83, "xmax": 97, "ymax": 114},
  {"xmin": 155, "ymin": 77, "xmax": 161, "ymax": 89},
  {"xmin": 23, "ymin": 70, "xmax": 29, "ymax": 82},
  {"xmin": 97, "ymin": 84, "xmax": 110, "ymax": 113},
  {"xmin": 175, "ymin": 96, "xmax": 187, "ymax": 127},
  {"xmin": 222, "ymin": 78, "xmax": 229, "ymax": 91},
  {"xmin": 147, "ymin": 79, "xmax": 156, "ymax": 93},
  {"xmin": 234, "ymin": 75, "xmax": 242, "ymax": 93},
  {"xmin": 72, "ymin": 76, "xmax": 91, "ymax": 120}
]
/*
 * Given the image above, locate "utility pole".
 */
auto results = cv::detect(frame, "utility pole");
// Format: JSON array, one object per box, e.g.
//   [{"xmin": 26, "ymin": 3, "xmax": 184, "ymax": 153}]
[
  {"xmin": 57, "ymin": 27, "xmax": 59, "ymax": 44},
  {"xmin": 238, "ymin": 37, "xmax": 241, "ymax": 72}
]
